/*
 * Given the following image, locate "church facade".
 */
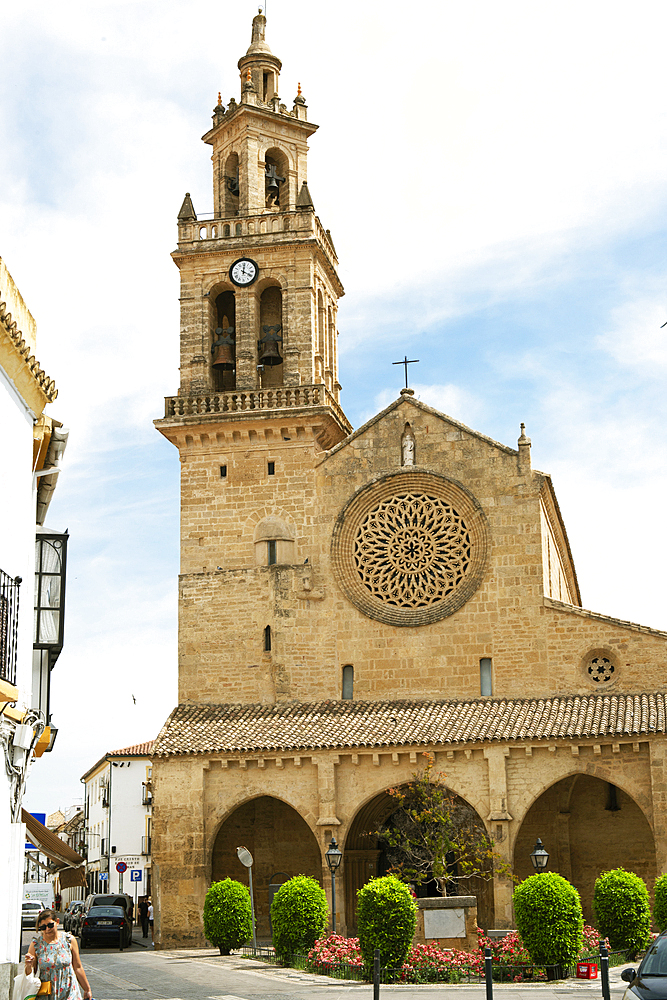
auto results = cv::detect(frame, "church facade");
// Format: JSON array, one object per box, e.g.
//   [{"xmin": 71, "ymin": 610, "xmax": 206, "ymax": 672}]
[{"xmin": 152, "ymin": 13, "xmax": 667, "ymax": 949}]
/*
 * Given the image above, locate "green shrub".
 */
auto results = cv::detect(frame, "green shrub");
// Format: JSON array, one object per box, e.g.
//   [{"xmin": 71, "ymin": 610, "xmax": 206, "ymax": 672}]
[
  {"xmin": 593, "ymin": 868, "xmax": 651, "ymax": 956},
  {"xmin": 203, "ymin": 878, "xmax": 253, "ymax": 955},
  {"xmin": 270, "ymin": 875, "xmax": 328, "ymax": 962},
  {"xmin": 513, "ymin": 873, "xmax": 583, "ymax": 968},
  {"xmin": 655, "ymin": 874, "xmax": 667, "ymax": 931},
  {"xmin": 357, "ymin": 875, "xmax": 417, "ymax": 971}
]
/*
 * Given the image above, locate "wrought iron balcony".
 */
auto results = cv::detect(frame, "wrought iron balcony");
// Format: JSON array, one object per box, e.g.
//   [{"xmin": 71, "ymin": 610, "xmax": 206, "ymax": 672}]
[{"xmin": 0, "ymin": 569, "xmax": 21, "ymax": 687}]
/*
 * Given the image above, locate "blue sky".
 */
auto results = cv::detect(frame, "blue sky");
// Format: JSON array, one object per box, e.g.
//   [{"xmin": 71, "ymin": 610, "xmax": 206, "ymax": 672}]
[{"xmin": 1, "ymin": 0, "xmax": 666, "ymax": 813}]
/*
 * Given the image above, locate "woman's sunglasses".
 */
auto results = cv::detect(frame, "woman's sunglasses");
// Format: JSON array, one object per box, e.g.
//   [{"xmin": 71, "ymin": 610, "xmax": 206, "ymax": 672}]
[{"xmin": 38, "ymin": 922, "xmax": 55, "ymax": 931}]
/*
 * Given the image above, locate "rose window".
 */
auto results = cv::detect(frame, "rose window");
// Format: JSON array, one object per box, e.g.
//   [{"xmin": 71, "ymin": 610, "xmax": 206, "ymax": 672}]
[
  {"xmin": 587, "ymin": 656, "xmax": 615, "ymax": 683},
  {"xmin": 331, "ymin": 471, "xmax": 489, "ymax": 627},
  {"xmin": 353, "ymin": 494, "xmax": 471, "ymax": 608}
]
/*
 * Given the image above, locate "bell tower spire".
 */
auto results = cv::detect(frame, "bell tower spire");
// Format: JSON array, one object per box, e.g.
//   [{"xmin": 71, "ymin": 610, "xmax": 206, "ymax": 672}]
[{"xmin": 159, "ymin": 10, "xmax": 349, "ymax": 436}]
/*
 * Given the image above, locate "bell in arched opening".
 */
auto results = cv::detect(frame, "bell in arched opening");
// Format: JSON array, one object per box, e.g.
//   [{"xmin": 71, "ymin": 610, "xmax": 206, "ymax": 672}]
[
  {"xmin": 211, "ymin": 326, "xmax": 235, "ymax": 370},
  {"xmin": 212, "ymin": 291, "xmax": 236, "ymax": 390},
  {"xmin": 258, "ymin": 285, "xmax": 283, "ymax": 387},
  {"xmin": 258, "ymin": 324, "xmax": 283, "ymax": 366}
]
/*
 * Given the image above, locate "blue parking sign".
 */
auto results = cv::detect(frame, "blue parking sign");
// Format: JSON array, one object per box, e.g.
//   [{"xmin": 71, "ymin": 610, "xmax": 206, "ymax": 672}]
[{"xmin": 130, "ymin": 869, "xmax": 142, "ymax": 882}]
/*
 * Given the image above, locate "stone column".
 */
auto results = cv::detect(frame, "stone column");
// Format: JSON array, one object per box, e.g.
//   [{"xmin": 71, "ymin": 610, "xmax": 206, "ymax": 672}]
[
  {"xmin": 483, "ymin": 746, "xmax": 514, "ymax": 928},
  {"xmin": 650, "ymin": 741, "xmax": 667, "ymax": 875}
]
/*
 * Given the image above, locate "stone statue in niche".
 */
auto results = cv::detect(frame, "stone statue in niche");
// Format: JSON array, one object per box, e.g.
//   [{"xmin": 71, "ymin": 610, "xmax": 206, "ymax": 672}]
[{"xmin": 401, "ymin": 423, "xmax": 416, "ymax": 466}]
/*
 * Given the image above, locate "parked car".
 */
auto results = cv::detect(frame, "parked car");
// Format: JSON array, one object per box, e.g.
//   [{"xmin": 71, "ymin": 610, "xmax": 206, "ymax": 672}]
[
  {"xmin": 81, "ymin": 893, "xmax": 134, "ymax": 921},
  {"xmin": 21, "ymin": 901, "xmax": 43, "ymax": 930},
  {"xmin": 63, "ymin": 901, "xmax": 84, "ymax": 932},
  {"xmin": 622, "ymin": 931, "xmax": 667, "ymax": 999},
  {"xmin": 79, "ymin": 905, "xmax": 131, "ymax": 949}
]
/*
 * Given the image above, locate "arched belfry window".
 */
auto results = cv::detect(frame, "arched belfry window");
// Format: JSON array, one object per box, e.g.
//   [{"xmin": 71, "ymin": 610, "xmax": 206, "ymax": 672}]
[
  {"xmin": 264, "ymin": 148, "xmax": 289, "ymax": 210},
  {"xmin": 224, "ymin": 153, "xmax": 239, "ymax": 217},
  {"xmin": 212, "ymin": 291, "xmax": 236, "ymax": 391},
  {"xmin": 258, "ymin": 285, "xmax": 283, "ymax": 388},
  {"xmin": 314, "ymin": 290, "xmax": 324, "ymax": 383},
  {"xmin": 262, "ymin": 70, "xmax": 277, "ymax": 101},
  {"xmin": 342, "ymin": 665, "xmax": 354, "ymax": 699}
]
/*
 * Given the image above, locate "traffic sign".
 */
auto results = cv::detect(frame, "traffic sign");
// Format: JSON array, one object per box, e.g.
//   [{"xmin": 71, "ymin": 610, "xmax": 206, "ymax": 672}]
[
  {"xmin": 115, "ymin": 861, "xmax": 128, "ymax": 873},
  {"xmin": 99, "ymin": 873, "xmax": 108, "ymax": 881},
  {"xmin": 130, "ymin": 869, "xmax": 142, "ymax": 882}
]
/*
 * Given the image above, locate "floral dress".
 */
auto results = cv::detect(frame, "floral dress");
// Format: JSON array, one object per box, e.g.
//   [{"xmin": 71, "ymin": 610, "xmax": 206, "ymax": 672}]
[{"xmin": 33, "ymin": 932, "xmax": 82, "ymax": 1000}]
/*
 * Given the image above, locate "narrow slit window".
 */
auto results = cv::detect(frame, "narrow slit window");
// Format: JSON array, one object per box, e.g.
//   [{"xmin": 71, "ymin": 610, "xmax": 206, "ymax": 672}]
[
  {"xmin": 342, "ymin": 665, "xmax": 354, "ymax": 700},
  {"xmin": 264, "ymin": 625, "xmax": 272, "ymax": 651},
  {"xmin": 267, "ymin": 539, "xmax": 277, "ymax": 565},
  {"xmin": 268, "ymin": 461, "xmax": 275, "ymax": 476},
  {"xmin": 480, "ymin": 657, "xmax": 493, "ymax": 696},
  {"xmin": 220, "ymin": 465, "xmax": 227, "ymax": 478}
]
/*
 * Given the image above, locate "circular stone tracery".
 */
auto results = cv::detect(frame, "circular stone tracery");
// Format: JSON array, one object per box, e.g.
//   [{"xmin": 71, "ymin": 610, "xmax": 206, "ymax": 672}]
[
  {"xmin": 331, "ymin": 471, "xmax": 489, "ymax": 627},
  {"xmin": 587, "ymin": 656, "xmax": 615, "ymax": 683},
  {"xmin": 354, "ymin": 493, "xmax": 471, "ymax": 607}
]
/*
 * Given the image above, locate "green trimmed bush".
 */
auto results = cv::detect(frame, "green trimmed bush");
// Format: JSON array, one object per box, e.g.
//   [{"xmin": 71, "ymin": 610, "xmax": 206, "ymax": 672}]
[
  {"xmin": 356, "ymin": 875, "xmax": 417, "ymax": 971},
  {"xmin": 593, "ymin": 868, "xmax": 651, "ymax": 956},
  {"xmin": 203, "ymin": 878, "xmax": 253, "ymax": 955},
  {"xmin": 513, "ymin": 873, "xmax": 583, "ymax": 969},
  {"xmin": 270, "ymin": 875, "xmax": 328, "ymax": 962},
  {"xmin": 655, "ymin": 874, "xmax": 667, "ymax": 931}
]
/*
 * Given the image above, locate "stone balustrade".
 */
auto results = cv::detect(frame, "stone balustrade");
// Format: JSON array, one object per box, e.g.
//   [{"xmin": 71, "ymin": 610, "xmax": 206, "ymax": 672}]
[{"xmin": 163, "ymin": 384, "xmax": 349, "ymax": 426}]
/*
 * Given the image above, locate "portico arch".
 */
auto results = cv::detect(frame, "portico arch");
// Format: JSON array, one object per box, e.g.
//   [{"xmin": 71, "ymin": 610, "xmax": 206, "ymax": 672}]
[
  {"xmin": 343, "ymin": 785, "xmax": 494, "ymax": 934},
  {"xmin": 513, "ymin": 774, "xmax": 655, "ymax": 922},
  {"xmin": 211, "ymin": 795, "xmax": 322, "ymax": 940}
]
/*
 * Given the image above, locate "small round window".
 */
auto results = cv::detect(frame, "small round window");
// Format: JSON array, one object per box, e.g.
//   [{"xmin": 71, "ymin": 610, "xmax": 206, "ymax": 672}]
[{"xmin": 581, "ymin": 649, "xmax": 619, "ymax": 687}]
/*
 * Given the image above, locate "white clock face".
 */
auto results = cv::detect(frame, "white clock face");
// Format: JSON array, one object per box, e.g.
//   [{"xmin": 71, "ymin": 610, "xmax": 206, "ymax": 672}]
[{"xmin": 230, "ymin": 258, "xmax": 258, "ymax": 286}]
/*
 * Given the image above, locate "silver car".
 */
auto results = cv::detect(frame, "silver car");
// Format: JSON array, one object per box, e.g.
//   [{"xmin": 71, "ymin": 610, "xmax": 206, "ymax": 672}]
[{"xmin": 21, "ymin": 901, "xmax": 44, "ymax": 930}]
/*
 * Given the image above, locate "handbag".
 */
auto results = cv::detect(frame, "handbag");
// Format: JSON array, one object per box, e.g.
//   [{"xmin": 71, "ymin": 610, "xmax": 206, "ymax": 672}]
[
  {"xmin": 11, "ymin": 972, "xmax": 40, "ymax": 1000},
  {"xmin": 37, "ymin": 985, "xmax": 51, "ymax": 996}
]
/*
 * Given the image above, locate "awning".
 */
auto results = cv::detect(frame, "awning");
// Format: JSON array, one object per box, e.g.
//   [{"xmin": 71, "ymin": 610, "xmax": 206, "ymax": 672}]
[{"xmin": 22, "ymin": 809, "xmax": 87, "ymax": 888}]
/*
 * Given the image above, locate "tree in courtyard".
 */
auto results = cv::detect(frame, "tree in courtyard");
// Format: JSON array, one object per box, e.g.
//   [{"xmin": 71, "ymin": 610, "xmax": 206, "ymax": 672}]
[{"xmin": 376, "ymin": 753, "xmax": 512, "ymax": 894}]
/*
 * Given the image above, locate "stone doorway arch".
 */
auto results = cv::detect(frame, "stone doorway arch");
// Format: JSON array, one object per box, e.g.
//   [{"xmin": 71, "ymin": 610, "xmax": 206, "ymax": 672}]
[
  {"xmin": 513, "ymin": 774, "xmax": 656, "ymax": 922},
  {"xmin": 343, "ymin": 786, "xmax": 494, "ymax": 934},
  {"xmin": 211, "ymin": 796, "xmax": 321, "ymax": 940}
]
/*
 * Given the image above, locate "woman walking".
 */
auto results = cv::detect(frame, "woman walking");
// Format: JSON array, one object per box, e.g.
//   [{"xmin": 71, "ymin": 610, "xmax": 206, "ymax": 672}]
[{"xmin": 24, "ymin": 909, "xmax": 92, "ymax": 1000}]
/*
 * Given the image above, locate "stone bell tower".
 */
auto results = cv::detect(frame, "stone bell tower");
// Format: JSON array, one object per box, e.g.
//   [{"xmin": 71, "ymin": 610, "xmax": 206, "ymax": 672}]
[
  {"xmin": 155, "ymin": 11, "xmax": 351, "ymax": 706},
  {"xmin": 171, "ymin": 9, "xmax": 347, "ymax": 406}
]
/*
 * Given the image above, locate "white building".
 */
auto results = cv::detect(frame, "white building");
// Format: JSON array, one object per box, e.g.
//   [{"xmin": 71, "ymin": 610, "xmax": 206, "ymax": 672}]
[
  {"xmin": 82, "ymin": 742, "xmax": 153, "ymax": 906},
  {"xmin": 0, "ymin": 257, "xmax": 74, "ymax": 996},
  {"xmin": 49, "ymin": 807, "xmax": 86, "ymax": 909}
]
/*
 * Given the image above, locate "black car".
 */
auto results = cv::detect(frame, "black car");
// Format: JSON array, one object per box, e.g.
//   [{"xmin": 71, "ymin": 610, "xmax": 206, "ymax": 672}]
[
  {"xmin": 622, "ymin": 932, "xmax": 667, "ymax": 999},
  {"xmin": 79, "ymin": 906, "xmax": 131, "ymax": 949}
]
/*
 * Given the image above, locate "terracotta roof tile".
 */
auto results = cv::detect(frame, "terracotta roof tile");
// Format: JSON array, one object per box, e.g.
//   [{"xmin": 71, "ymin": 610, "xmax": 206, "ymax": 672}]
[
  {"xmin": 108, "ymin": 740, "xmax": 154, "ymax": 757},
  {"xmin": 152, "ymin": 694, "xmax": 667, "ymax": 758}
]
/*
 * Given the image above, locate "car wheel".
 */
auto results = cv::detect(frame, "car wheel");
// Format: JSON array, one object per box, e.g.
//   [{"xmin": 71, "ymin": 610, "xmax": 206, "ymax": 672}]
[{"xmin": 79, "ymin": 938, "xmax": 86, "ymax": 949}]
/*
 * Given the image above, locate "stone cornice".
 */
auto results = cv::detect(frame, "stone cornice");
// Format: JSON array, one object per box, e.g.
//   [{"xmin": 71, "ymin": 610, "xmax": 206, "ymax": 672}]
[
  {"xmin": 0, "ymin": 299, "xmax": 57, "ymax": 412},
  {"xmin": 538, "ymin": 476, "xmax": 582, "ymax": 606},
  {"xmin": 543, "ymin": 596, "xmax": 667, "ymax": 639}
]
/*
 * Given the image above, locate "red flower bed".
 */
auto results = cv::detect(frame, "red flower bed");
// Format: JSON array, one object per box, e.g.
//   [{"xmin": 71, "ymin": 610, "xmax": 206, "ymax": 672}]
[{"xmin": 307, "ymin": 924, "xmax": 605, "ymax": 982}]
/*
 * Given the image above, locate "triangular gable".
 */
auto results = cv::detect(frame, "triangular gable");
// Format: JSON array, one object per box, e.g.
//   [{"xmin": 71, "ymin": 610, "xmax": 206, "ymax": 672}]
[{"xmin": 317, "ymin": 392, "xmax": 517, "ymax": 466}]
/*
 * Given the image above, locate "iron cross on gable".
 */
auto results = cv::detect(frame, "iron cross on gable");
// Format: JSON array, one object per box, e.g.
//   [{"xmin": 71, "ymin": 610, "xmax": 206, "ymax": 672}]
[{"xmin": 392, "ymin": 355, "xmax": 419, "ymax": 389}]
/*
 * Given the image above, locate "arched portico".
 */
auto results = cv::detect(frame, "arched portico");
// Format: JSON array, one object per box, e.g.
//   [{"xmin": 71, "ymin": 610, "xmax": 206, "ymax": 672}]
[
  {"xmin": 211, "ymin": 795, "xmax": 322, "ymax": 940},
  {"xmin": 513, "ymin": 774, "xmax": 656, "ymax": 921},
  {"xmin": 343, "ymin": 784, "xmax": 495, "ymax": 934}
]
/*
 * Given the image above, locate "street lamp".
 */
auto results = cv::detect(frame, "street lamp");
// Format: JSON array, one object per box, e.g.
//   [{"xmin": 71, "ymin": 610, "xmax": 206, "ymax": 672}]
[
  {"xmin": 237, "ymin": 846, "xmax": 257, "ymax": 950},
  {"xmin": 325, "ymin": 837, "xmax": 343, "ymax": 934},
  {"xmin": 529, "ymin": 838, "xmax": 549, "ymax": 870}
]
